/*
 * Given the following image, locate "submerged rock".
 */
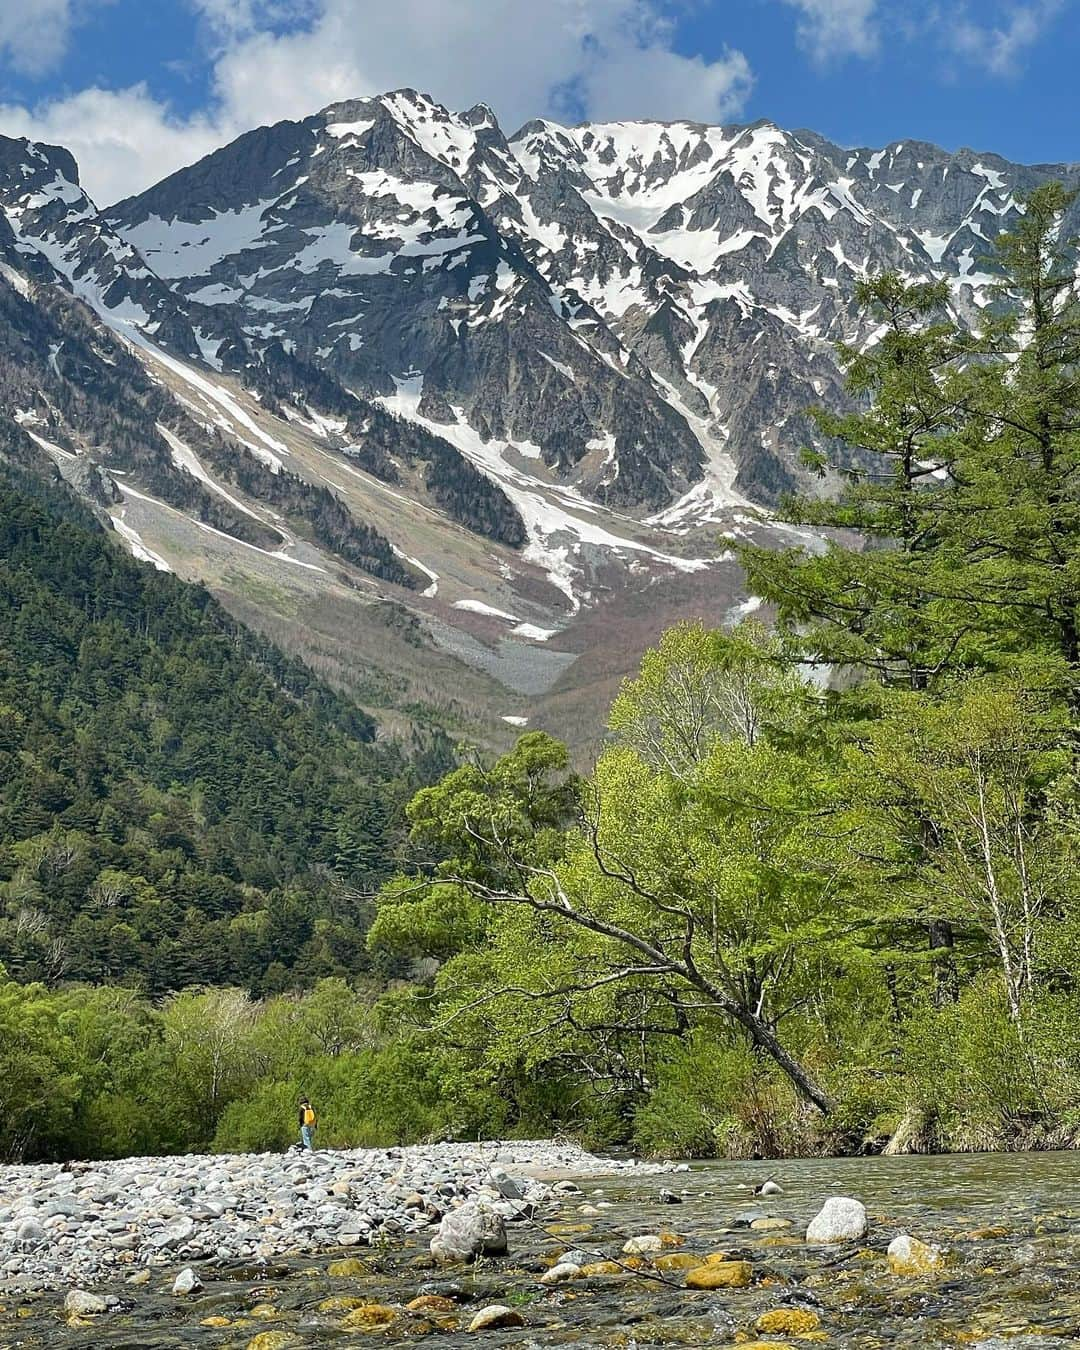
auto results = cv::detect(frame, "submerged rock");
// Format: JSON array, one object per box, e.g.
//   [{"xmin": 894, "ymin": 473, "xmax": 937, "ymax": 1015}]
[
  {"xmin": 342, "ymin": 1304, "xmax": 398, "ymax": 1329},
  {"xmin": 887, "ymin": 1233, "xmax": 948, "ymax": 1275},
  {"xmin": 245, "ymin": 1334, "xmax": 299, "ymax": 1350},
  {"xmin": 327, "ymin": 1257, "xmax": 369, "ymax": 1277},
  {"xmin": 468, "ymin": 1303, "xmax": 526, "ymax": 1331},
  {"xmin": 685, "ymin": 1259, "xmax": 752, "ymax": 1289},
  {"xmin": 655, "ymin": 1252, "xmax": 704, "ymax": 1272},
  {"xmin": 756, "ymin": 1307, "xmax": 822, "ymax": 1334},
  {"xmin": 407, "ymin": 1294, "xmax": 459, "ymax": 1312}
]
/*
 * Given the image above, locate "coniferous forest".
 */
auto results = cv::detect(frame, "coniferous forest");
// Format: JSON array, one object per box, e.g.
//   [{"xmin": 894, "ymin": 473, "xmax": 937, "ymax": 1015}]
[{"xmin": 3, "ymin": 187, "xmax": 1080, "ymax": 1166}]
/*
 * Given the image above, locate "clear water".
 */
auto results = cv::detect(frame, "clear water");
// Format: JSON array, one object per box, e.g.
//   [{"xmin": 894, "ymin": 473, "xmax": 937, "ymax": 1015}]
[{"xmin": 8, "ymin": 1151, "xmax": 1080, "ymax": 1347}]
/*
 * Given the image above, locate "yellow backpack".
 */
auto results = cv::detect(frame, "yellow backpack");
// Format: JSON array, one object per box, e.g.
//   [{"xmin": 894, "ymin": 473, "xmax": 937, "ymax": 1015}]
[{"xmin": 303, "ymin": 1106, "xmax": 316, "ymax": 1127}]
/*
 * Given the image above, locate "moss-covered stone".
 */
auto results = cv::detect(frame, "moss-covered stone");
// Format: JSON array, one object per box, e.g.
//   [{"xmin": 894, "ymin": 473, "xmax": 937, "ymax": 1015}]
[
  {"xmin": 887, "ymin": 1235, "xmax": 947, "ymax": 1276},
  {"xmin": 407, "ymin": 1295, "xmax": 459, "ymax": 1313},
  {"xmin": 579, "ymin": 1261, "xmax": 628, "ymax": 1277},
  {"xmin": 342, "ymin": 1303, "xmax": 399, "ymax": 1330},
  {"xmin": 654, "ymin": 1253, "xmax": 705, "ymax": 1272},
  {"xmin": 245, "ymin": 1334, "xmax": 300, "ymax": 1350},
  {"xmin": 684, "ymin": 1260, "xmax": 752, "ymax": 1290},
  {"xmin": 318, "ymin": 1295, "xmax": 367, "ymax": 1313},
  {"xmin": 755, "ymin": 1307, "xmax": 822, "ymax": 1334},
  {"xmin": 327, "ymin": 1257, "xmax": 370, "ymax": 1277}
]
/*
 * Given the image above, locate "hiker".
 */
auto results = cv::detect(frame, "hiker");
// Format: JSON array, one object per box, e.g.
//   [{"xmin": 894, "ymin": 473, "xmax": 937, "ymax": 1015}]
[{"xmin": 298, "ymin": 1095, "xmax": 317, "ymax": 1152}]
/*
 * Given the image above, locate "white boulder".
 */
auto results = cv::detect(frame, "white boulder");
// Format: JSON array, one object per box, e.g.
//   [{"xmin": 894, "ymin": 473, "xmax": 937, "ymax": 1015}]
[{"xmin": 806, "ymin": 1196, "xmax": 868, "ymax": 1243}]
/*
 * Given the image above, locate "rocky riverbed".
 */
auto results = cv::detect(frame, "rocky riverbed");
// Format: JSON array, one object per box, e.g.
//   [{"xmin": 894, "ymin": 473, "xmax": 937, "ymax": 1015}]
[
  {"xmin": 2, "ymin": 1147, "xmax": 1080, "ymax": 1346},
  {"xmin": 0, "ymin": 1140, "xmax": 661, "ymax": 1294}
]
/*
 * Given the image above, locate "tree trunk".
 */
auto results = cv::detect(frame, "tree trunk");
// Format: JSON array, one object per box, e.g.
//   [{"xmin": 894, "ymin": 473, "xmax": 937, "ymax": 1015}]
[
  {"xmin": 928, "ymin": 919, "xmax": 958, "ymax": 1006},
  {"xmin": 732, "ymin": 1003, "xmax": 835, "ymax": 1115}
]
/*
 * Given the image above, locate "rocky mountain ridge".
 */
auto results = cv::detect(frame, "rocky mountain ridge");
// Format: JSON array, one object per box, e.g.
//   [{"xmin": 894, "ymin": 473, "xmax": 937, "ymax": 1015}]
[
  {"xmin": 0, "ymin": 93, "xmax": 1073, "ymax": 747},
  {"xmin": 105, "ymin": 91, "xmax": 1078, "ymax": 510}
]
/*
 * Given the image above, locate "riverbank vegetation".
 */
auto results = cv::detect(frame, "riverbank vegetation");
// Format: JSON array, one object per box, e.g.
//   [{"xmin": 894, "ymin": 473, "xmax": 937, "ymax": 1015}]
[{"xmin": 3, "ymin": 185, "xmax": 1080, "ymax": 1163}]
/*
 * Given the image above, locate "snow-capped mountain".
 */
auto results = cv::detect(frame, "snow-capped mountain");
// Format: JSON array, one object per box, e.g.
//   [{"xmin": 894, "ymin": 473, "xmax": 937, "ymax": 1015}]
[
  {"xmin": 0, "ymin": 94, "xmax": 1074, "ymax": 747},
  {"xmin": 105, "ymin": 91, "xmax": 1073, "ymax": 512}
]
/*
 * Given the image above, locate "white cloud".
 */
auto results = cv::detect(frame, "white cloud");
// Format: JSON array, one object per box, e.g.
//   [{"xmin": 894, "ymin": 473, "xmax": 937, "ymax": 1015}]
[
  {"xmin": 0, "ymin": 0, "xmax": 755, "ymax": 203},
  {"xmin": 948, "ymin": 0, "xmax": 1063, "ymax": 76},
  {"xmin": 780, "ymin": 0, "xmax": 880, "ymax": 64},
  {"xmin": 208, "ymin": 0, "xmax": 755, "ymax": 133},
  {"xmin": 0, "ymin": 85, "xmax": 226, "ymax": 207},
  {"xmin": 0, "ymin": 0, "xmax": 83, "ymax": 76}
]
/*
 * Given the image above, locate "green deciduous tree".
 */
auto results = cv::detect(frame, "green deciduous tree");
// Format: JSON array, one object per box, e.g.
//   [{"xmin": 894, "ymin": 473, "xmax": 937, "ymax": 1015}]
[{"xmin": 379, "ymin": 631, "xmax": 850, "ymax": 1116}]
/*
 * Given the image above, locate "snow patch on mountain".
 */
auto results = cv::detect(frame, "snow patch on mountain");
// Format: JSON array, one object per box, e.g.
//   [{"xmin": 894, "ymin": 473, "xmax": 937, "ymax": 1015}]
[{"xmin": 120, "ymin": 203, "xmax": 276, "ymax": 279}]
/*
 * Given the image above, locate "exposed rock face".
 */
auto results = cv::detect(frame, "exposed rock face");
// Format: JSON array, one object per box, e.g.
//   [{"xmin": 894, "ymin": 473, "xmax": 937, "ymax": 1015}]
[
  {"xmin": 102, "ymin": 94, "xmax": 1080, "ymax": 513},
  {"xmin": 3, "ymin": 98, "xmax": 1076, "ymax": 547}
]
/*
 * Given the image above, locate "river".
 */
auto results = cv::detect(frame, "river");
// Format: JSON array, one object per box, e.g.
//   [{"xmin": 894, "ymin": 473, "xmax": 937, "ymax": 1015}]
[{"xmin": 5, "ymin": 1151, "xmax": 1079, "ymax": 1347}]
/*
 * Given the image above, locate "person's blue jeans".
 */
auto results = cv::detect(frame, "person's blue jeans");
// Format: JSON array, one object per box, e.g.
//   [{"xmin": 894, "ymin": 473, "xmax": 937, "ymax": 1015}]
[{"xmin": 301, "ymin": 1124, "xmax": 314, "ymax": 1151}]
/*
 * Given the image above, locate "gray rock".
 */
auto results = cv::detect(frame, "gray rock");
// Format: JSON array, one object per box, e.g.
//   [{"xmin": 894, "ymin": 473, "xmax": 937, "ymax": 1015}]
[
  {"xmin": 539, "ymin": 1261, "xmax": 580, "ymax": 1284},
  {"xmin": 41, "ymin": 1200, "xmax": 87, "ymax": 1219},
  {"xmin": 15, "ymin": 1219, "xmax": 46, "ymax": 1246},
  {"xmin": 806, "ymin": 1197, "xmax": 868, "ymax": 1243},
  {"xmin": 147, "ymin": 1216, "xmax": 196, "ymax": 1250},
  {"xmin": 430, "ymin": 1202, "xmax": 508, "ymax": 1263},
  {"xmin": 467, "ymin": 1303, "xmax": 526, "ymax": 1332},
  {"xmin": 64, "ymin": 1288, "xmax": 108, "ymax": 1315},
  {"xmin": 172, "ymin": 1267, "xmax": 203, "ymax": 1296},
  {"xmin": 489, "ymin": 1168, "xmax": 528, "ymax": 1201}
]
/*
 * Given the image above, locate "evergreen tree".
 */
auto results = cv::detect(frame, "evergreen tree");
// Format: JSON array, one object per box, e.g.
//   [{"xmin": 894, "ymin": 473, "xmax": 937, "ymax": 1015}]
[{"xmin": 743, "ymin": 182, "xmax": 1080, "ymax": 699}]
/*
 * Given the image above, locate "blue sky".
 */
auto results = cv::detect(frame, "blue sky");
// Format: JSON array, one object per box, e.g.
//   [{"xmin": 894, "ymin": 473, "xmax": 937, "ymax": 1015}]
[{"xmin": 0, "ymin": 0, "xmax": 1075, "ymax": 203}]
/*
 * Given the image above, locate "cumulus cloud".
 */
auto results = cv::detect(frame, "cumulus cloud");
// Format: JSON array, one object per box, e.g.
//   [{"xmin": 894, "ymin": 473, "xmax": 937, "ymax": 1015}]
[
  {"xmin": 780, "ymin": 0, "xmax": 880, "ymax": 64},
  {"xmin": 208, "ymin": 0, "xmax": 754, "ymax": 133},
  {"xmin": 1, "ymin": 0, "xmax": 756, "ymax": 203},
  {"xmin": 0, "ymin": 85, "xmax": 226, "ymax": 206}
]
